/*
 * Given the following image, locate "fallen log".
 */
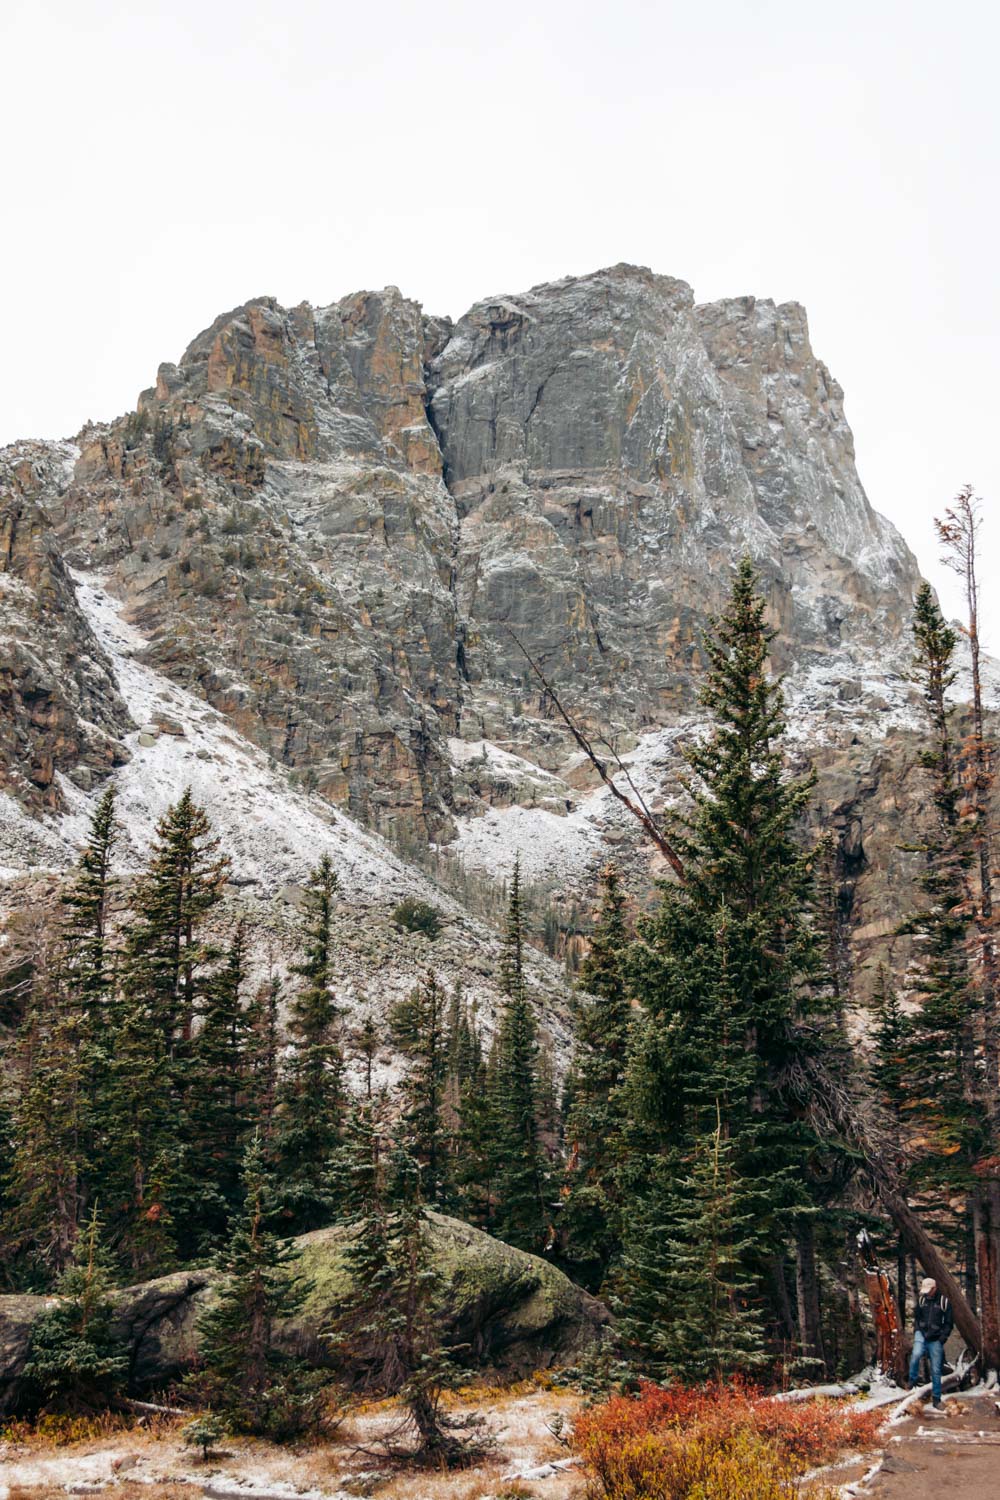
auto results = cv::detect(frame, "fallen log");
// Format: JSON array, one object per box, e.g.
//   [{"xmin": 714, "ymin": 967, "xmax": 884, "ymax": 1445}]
[{"xmin": 117, "ymin": 1395, "xmax": 186, "ymax": 1418}]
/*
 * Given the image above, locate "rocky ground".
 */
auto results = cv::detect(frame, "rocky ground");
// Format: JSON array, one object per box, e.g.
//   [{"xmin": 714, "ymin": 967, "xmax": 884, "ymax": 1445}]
[
  {"xmin": 860, "ymin": 1391, "xmax": 1000, "ymax": 1498},
  {"xmin": 0, "ymin": 1385, "xmax": 585, "ymax": 1500}
]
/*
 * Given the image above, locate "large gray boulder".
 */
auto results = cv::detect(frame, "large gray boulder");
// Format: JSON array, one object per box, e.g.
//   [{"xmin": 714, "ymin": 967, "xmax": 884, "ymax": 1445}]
[{"xmin": 0, "ymin": 1213, "xmax": 609, "ymax": 1411}]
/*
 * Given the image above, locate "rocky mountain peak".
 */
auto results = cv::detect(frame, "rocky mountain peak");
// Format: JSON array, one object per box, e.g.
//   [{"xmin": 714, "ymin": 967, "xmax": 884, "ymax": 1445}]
[{"xmin": 0, "ymin": 265, "xmax": 939, "ymax": 1004}]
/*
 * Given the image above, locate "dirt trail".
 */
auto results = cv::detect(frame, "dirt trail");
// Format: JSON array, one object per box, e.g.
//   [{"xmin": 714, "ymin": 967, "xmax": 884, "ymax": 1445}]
[{"xmin": 864, "ymin": 1392, "xmax": 1000, "ymax": 1499}]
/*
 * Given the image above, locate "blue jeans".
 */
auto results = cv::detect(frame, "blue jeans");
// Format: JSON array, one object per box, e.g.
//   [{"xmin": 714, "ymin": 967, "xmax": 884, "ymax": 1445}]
[{"xmin": 909, "ymin": 1330, "xmax": 945, "ymax": 1401}]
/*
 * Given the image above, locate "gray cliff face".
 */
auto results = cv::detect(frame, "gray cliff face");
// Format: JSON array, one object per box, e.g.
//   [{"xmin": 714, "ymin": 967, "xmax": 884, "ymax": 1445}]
[
  {"xmin": 432, "ymin": 267, "xmax": 916, "ymax": 738},
  {"xmin": 0, "ymin": 264, "xmax": 941, "ymax": 1004},
  {"xmin": 0, "ymin": 443, "xmax": 132, "ymax": 810}
]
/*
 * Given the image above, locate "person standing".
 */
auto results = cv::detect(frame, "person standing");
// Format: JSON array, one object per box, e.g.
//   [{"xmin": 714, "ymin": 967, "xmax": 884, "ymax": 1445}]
[{"xmin": 908, "ymin": 1276, "xmax": 954, "ymax": 1410}]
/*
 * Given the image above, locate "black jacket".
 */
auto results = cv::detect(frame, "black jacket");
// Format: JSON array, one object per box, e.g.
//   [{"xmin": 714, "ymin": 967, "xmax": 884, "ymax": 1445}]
[{"xmin": 915, "ymin": 1292, "xmax": 953, "ymax": 1342}]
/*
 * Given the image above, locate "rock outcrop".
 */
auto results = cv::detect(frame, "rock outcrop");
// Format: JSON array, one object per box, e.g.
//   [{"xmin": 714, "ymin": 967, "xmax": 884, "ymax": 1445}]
[
  {"xmin": 0, "ymin": 1213, "xmax": 610, "ymax": 1411},
  {"xmin": 0, "ymin": 444, "xmax": 132, "ymax": 810}
]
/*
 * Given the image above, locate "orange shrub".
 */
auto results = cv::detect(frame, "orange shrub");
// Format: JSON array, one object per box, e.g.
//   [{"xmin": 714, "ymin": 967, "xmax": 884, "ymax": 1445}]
[{"xmin": 574, "ymin": 1380, "xmax": 881, "ymax": 1500}]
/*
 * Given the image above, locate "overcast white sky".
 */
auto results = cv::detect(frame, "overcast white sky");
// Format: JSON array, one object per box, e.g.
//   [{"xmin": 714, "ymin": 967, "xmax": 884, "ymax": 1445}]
[{"xmin": 2, "ymin": 0, "xmax": 997, "ymax": 642}]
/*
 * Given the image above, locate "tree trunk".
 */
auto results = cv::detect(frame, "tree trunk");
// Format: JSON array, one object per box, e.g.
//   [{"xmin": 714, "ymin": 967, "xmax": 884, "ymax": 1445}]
[
  {"xmin": 897, "ymin": 1238, "xmax": 908, "ymax": 1329},
  {"xmin": 770, "ymin": 1253, "xmax": 796, "ymax": 1347},
  {"xmin": 965, "ymin": 1199, "xmax": 979, "ymax": 1314},
  {"xmin": 880, "ymin": 1186, "xmax": 984, "ymax": 1360},
  {"xmin": 974, "ymin": 1182, "xmax": 1000, "ymax": 1371},
  {"xmin": 794, "ymin": 1219, "xmax": 825, "ymax": 1371}
]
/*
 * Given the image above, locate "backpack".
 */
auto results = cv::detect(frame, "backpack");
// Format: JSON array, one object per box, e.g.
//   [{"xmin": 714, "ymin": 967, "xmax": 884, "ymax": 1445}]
[{"xmin": 918, "ymin": 1293, "xmax": 949, "ymax": 1339}]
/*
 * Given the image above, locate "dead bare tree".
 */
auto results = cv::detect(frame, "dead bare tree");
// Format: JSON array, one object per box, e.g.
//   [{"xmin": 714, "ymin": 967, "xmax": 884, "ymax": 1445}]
[{"xmin": 506, "ymin": 630, "xmax": 686, "ymax": 882}]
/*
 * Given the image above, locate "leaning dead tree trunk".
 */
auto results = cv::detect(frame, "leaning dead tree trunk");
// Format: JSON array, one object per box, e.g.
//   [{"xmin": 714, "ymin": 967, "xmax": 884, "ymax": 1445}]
[{"xmin": 507, "ymin": 631, "xmax": 687, "ymax": 882}]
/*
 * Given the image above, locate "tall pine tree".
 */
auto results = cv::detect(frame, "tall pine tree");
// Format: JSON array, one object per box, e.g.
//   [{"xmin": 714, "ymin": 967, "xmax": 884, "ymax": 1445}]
[
  {"xmin": 398, "ymin": 972, "xmax": 451, "ymax": 1207},
  {"xmin": 561, "ymin": 862, "xmax": 633, "ymax": 1288},
  {"xmin": 489, "ymin": 858, "xmax": 549, "ymax": 1251},
  {"xmin": 620, "ymin": 558, "xmax": 831, "ymax": 1356},
  {"xmin": 103, "ymin": 790, "xmax": 227, "ymax": 1272},
  {"xmin": 271, "ymin": 855, "xmax": 344, "ymax": 1231},
  {"xmin": 186, "ymin": 921, "xmax": 255, "ymax": 1252}
]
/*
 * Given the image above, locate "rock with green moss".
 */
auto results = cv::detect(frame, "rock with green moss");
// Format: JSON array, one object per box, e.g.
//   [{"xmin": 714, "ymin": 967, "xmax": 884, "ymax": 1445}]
[{"xmin": 0, "ymin": 1214, "xmax": 609, "ymax": 1410}]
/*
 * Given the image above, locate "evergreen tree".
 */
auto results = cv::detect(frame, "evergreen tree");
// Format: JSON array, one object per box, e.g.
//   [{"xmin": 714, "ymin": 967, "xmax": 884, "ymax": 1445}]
[
  {"xmin": 892, "ymin": 584, "xmax": 982, "ymax": 1281},
  {"xmin": 450, "ymin": 1004, "xmax": 492, "ymax": 1229},
  {"xmin": 561, "ymin": 863, "xmax": 633, "ymax": 1287},
  {"xmin": 101, "ymin": 791, "xmax": 226, "ymax": 1272},
  {"xmin": 398, "ymin": 972, "xmax": 451, "ymax": 1206},
  {"xmin": 61, "ymin": 786, "xmax": 118, "ymax": 1024},
  {"xmin": 21, "ymin": 1208, "xmax": 126, "ymax": 1412},
  {"xmin": 247, "ymin": 974, "xmax": 282, "ymax": 1141},
  {"xmin": 122, "ymin": 788, "xmax": 229, "ymax": 1056},
  {"xmin": 5, "ymin": 967, "xmax": 87, "ymax": 1280},
  {"xmin": 351, "ymin": 1006, "xmax": 380, "ymax": 1099},
  {"xmin": 870, "ymin": 966, "xmax": 908, "ymax": 1123},
  {"xmin": 616, "ymin": 1109, "xmax": 766, "ymax": 1380},
  {"xmin": 186, "ymin": 921, "xmax": 254, "ymax": 1252},
  {"xmin": 489, "ymin": 858, "xmax": 549, "ymax": 1251},
  {"xmin": 936, "ymin": 491, "xmax": 1000, "ymax": 1368},
  {"xmin": 622, "ymin": 558, "xmax": 830, "ymax": 1344},
  {"xmin": 330, "ymin": 1124, "xmax": 474, "ymax": 1462},
  {"xmin": 194, "ymin": 1133, "xmax": 314, "ymax": 1438},
  {"xmin": 271, "ymin": 855, "xmax": 343, "ymax": 1231},
  {"xmin": 5, "ymin": 793, "xmax": 121, "ymax": 1280}
]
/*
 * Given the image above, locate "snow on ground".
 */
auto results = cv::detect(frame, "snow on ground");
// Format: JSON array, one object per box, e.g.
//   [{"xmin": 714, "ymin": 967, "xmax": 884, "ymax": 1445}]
[
  {"xmin": 446, "ymin": 636, "xmax": 1000, "ymax": 885},
  {"xmin": 0, "ymin": 574, "xmax": 578, "ymax": 1059},
  {"xmin": 449, "ymin": 800, "xmax": 606, "ymax": 887},
  {"xmin": 21, "ymin": 573, "xmax": 440, "ymax": 903},
  {"xmin": 448, "ymin": 736, "xmax": 566, "ymax": 785}
]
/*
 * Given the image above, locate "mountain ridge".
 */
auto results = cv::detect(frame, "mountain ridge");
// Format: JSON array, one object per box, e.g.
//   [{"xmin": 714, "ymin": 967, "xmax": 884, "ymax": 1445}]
[{"xmin": 0, "ymin": 261, "xmax": 973, "ymax": 1019}]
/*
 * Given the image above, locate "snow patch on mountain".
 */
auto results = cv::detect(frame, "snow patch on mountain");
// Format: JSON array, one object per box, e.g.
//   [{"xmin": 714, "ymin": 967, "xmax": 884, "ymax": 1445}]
[{"xmin": 49, "ymin": 572, "xmax": 442, "ymax": 900}]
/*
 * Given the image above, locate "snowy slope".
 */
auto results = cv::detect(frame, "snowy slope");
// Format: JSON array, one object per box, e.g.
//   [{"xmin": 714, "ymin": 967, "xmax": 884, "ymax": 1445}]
[{"xmin": 0, "ymin": 574, "xmax": 579, "ymax": 1063}]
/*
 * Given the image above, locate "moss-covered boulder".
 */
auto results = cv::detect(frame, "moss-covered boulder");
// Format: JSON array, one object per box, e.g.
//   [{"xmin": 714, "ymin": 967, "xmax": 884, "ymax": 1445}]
[
  {"xmin": 0, "ymin": 1214, "xmax": 609, "ymax": 1410},
  {"xmin": 291, "ymin": 1210, "xmax": 609, "ymax": 1372}
]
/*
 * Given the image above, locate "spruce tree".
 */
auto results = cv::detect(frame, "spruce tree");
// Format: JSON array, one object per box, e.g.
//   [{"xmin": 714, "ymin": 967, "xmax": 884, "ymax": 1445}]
[
  {"xmin": 123, "ymin": 788, "xmax": 229, "ymax": 1056},
  {"xmin": 248, "ymin": 974, "xmax": 282, "ymax": 1141},
  {"xmin": 895, "ymin": 584, "xmax": 982, "ymax": 1273},
  {"xmin": 5, "ymin": 793, "xmax": 121, "ymax": 1280},
  {"xmin": 21, "ymin": 1208, "xmax": 126, "ymax": 1413},
  {"xmin": 616, "ymin": 1109, "xmax": 766, "ymax": 1381},
  {"xmin": 194, "ymin": 1132, "xmax": 314, "ymax": 1438},
  {"xmin": 271, "ymin": 855, "xmax": 344, "ymax": 1231},
  {"xmin": 561, "ymin": 863, "xmax": 633, "ymax": 1288},
  {"xmin": 61, "ymin": 786, "xmax": 118, "ymax": 1024},
  {"xmin": 489, "ymin": 858, "xmax": 549, "ymax": 1251},
  {"xmin": 398, "ymin": 972, "xmax": 451, "ymax": 1206},
  {"xmin": 330, "ymin": 1124, "xmax": 473, "ymax": 1462},
  {"xmin": 186, "ymin": 921, "xmax": 254, "ymax": 1252},
  {"xmin": 6, "ymin": 967, "xmax": 87, "ymax": 1280},
  {"xmin": 936, "ymin": 491, "xmax": 1000, "ymax": 1369},
  {"xmin": 351, "ymin": 1006, "xmax": 380, "ymax": 1099},
  {"xmin": 450, "ymin": 1005, "xmax": 492, "ymax": 1229},
  {"xmin": 622, "ymin": 558, "xmax": 830, "ymax": 1344},
  {"xmin": 102, "ymin": 791, "xmax": 226, "ymax": 1272}
]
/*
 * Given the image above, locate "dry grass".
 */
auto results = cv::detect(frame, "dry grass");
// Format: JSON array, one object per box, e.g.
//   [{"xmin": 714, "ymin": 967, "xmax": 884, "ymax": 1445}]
[
  {"xmin": 7, "ymin": 1488, "xmax": 191, "ymax": 1500},
  {"xmin": 0, "ymin": 1409, "xmax": 182, "ymax": 1449}
]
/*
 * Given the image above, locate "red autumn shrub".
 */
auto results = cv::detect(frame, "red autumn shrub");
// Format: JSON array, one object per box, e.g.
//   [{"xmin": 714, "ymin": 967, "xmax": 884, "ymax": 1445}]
[{"xmin": 574, "ymin": 1379, "xmax": 883, "ymax": 1500}]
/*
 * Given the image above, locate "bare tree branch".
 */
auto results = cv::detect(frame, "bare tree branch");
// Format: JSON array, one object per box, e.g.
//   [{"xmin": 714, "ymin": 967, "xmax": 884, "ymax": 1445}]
[{"xmin": 506, "ymin": 629, "xmax": 686, "ymax": 883}]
